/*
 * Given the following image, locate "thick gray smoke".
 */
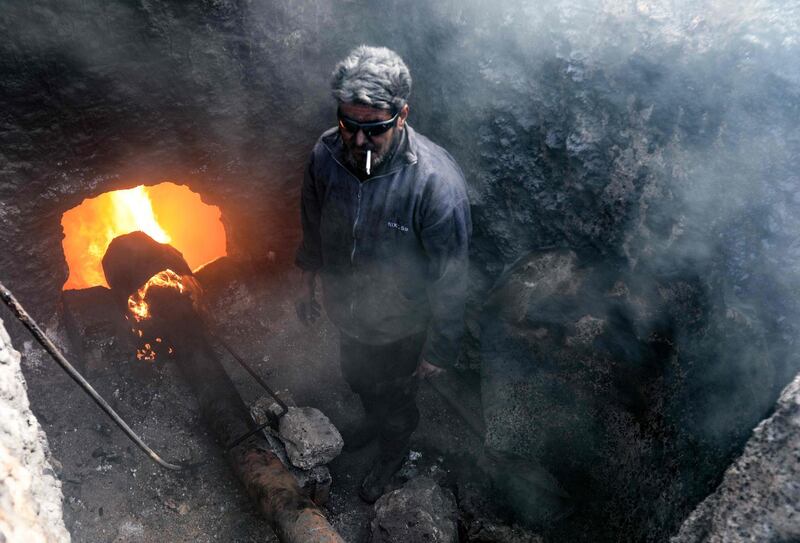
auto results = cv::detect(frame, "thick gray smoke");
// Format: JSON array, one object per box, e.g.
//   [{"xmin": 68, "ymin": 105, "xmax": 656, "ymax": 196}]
[{"xmin": 1, "ymin": 0, "xmax": 799, "ymax": 540}]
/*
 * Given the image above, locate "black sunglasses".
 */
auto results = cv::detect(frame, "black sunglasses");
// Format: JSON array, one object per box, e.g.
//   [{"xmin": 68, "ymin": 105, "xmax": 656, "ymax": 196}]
[{"xmin": 337, "ymin": 110, "xmax": 399, "ymax": 137}]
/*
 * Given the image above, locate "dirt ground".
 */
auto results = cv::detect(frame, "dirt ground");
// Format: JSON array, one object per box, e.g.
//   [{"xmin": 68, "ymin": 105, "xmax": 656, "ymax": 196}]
[{"xmin": 20, "ymin": 260, "xmax": 487, "ymax": 542}]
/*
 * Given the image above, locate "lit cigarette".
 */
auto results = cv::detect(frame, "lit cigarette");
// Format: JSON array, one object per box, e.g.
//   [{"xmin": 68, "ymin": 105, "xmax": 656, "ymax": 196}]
[{"xmin": 366, "ymin": 150, "xmax": 372, "ymax": 175}]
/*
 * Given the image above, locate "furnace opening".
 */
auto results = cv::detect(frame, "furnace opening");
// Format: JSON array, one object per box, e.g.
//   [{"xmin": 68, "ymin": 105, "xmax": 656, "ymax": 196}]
[{"xmin": 61, "ymin": 182, "xmax": 227, "ymax": 290}]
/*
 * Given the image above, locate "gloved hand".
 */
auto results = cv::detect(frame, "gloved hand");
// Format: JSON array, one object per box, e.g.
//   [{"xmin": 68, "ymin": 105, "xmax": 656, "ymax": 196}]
[{"xmin": 295, "ymin": 270, "xmax": 320, "ymax": 325}]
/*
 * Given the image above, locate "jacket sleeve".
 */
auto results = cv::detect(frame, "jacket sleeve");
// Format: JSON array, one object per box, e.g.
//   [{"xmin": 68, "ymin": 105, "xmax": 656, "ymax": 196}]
[
  {"xmin": 419, "ymin": 176, "xmax": 472, "ymax": 368},
  {"xmin": 294, "ymin": 149, "xmax": 324, "ymax": 272}
]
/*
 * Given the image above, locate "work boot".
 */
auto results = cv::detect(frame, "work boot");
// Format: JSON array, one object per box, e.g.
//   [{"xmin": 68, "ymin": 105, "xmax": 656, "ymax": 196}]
[
  {"xmin": 358, "ymin": 447, "xmax": 409, "ymax": 503},
  {"xmin": 341, "ymin": 417, "xmax": 379, "ymax": 452}
]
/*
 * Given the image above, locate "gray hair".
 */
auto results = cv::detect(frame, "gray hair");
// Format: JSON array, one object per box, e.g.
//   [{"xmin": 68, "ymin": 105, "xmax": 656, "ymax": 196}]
[{"xmin": 331, "ymin": 45, "xmax": 412, "ymax": 111}]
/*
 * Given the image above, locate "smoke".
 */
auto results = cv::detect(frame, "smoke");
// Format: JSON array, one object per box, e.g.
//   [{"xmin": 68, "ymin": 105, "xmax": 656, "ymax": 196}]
[{"xmin": 2, "ymin": 0, "xmax": 800, "ymax": 538}]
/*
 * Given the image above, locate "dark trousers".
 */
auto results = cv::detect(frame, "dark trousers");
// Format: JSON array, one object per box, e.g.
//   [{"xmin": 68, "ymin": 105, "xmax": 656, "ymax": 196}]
[{"xmin": 339, "ymin": 331, "xmax": 426, "ymax": 454}]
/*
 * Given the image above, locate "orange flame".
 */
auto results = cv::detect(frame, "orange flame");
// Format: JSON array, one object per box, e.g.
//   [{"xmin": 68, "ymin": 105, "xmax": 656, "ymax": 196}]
[
  {"xmin": 61, "ymin": 183, "xmax": 226, "ymax": 290},
  {"xmin": 127, "ymin": 269, "xmax": 187, "ymax": 322},
  {"xmin": 126, "ymin": 269, "xmax": 202, "ymax": 361}
]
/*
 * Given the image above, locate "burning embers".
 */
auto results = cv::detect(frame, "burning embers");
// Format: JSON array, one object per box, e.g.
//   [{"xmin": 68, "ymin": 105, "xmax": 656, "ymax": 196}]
[
  {"xmin": 125, "ymin": 269, "xmax": 204, "ymax": 361},
  {"xmin": 127, "ymin": 269, "xmax": 202, "ymax": 322},
  {"xmin": 61, "ymin": 182, "xmax": 227, "ymax": 290},
  {"xmin": 99, "ymin": 230, "xmax": 208, "ymax": 362},
  {"xmin": 60, "ymin": 182, "xmax": 227, "ymax": 359}
]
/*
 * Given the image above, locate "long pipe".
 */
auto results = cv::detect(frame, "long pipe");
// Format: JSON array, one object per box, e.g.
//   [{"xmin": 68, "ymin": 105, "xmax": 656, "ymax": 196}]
[{"xmin": 166, "ymin": 298, "xmax": 345, "ymax": 543}]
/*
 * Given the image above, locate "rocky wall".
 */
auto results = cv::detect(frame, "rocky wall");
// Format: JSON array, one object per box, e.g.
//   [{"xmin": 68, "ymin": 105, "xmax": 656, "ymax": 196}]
[
  {"xmin": 0, "ymin": 317, "xmax": 69, "ymax": 542},
  {"xmin": 672, "ymin": 371, "xmax": 800, "ymax": 542},
  {"xmin": 2, "ymin": 1, "xmax": 796, "ymax": 327}
]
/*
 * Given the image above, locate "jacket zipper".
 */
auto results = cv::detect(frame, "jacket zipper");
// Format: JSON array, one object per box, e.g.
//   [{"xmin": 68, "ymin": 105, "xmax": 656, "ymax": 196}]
[
  {"xmin": 351, "ymin": 183, "xmax": 362, "ymax": 264},
  {"xmin": 349, "ymin": 184, "xmax": 362, "ymax": 317}
]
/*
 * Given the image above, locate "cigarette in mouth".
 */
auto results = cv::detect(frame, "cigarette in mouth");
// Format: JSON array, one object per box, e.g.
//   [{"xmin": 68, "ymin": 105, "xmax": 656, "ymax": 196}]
[{"xmin": 366, "ymin": 150, "xmax": 372, "ymax": 175}]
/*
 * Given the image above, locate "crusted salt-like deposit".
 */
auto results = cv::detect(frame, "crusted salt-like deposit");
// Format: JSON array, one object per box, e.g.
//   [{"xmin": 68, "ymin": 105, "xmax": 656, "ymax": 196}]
[{"xmin": 0, "ymin": 319, "xmax": 69, "ymax": 542}]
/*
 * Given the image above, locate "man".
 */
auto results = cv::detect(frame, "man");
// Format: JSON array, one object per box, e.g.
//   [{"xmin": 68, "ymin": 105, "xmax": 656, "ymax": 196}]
[{"xmin": 295, "ymin": 45, "xmax": 471, "ymax": 503}]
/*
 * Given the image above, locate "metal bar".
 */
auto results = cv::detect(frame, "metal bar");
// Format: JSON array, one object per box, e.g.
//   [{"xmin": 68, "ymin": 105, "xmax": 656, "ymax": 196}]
[
  {"xmin": 225, "ymin": 420, "xmax": 272, "ymax": 452},
  {"xmin": 0, "ymin": 281, "xmax": 191, "ymax": 471},
  {"xmin": 210, "ymin": 331, "xmax": 289, "ymax": 415}
]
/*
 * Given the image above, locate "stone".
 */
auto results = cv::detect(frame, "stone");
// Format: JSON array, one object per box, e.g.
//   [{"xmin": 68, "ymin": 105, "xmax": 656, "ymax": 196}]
[
  {"xmin": 250, "ymin": 390, "xmax": 295, "ymax": 427},
  {"xmin": 0, "ymin": 319, "xmax": 69, "ymax": 543},
  {"xmin": 457, "ymin": 480, "xmax": 544, "ymax": 543},
  {"xmin": 249, "ymin": 401, "xmax": 333, "ymax": 504},
  {"xmin": 671, "ymin": 372, "xmax": 800, "ymax": 542},
  {"xmin": 277, "ymin": 406, "xmax": 343, "ymax": 470},
  {"xmin": 371, "ymin": 477, "xmax": 458, "ymax": 543},
  {"xmin": 62, "ymin": 286, "xmax": 128, "ymax": 375}
]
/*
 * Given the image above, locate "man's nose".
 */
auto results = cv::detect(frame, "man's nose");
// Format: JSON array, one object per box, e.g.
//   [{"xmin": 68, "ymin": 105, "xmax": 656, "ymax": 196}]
[{"xmin": 354, "ymin": 129, "xmax": 367, "ymax": 147}]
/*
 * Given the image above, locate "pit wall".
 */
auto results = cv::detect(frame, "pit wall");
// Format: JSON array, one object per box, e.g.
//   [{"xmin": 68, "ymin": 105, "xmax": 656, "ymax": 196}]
[
  {"xmin": 672, "ymin": 371, "xmax": 800, "ymax": 541},
  {"xmin": 0, "ymin": 318, "xmax": 69, "ymax": 542}
]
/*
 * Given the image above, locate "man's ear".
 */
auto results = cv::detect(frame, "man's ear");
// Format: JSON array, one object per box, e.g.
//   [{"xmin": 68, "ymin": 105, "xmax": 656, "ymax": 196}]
[{"xmin": 397, "ymin": 104, "xmax": 410, "ymax": 130}]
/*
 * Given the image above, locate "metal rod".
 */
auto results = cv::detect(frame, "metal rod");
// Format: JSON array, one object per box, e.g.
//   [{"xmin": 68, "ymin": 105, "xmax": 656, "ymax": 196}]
[
  {"xmin": 210, "ymin": 331, "xmax": 290, "ymax": 415},
  {"xmin": 0, "ymin": 281, "xmax": 191, "ymax": 471},
  {"xmin": 225, "ymin": 420, "xmax": 272, "ymax": 452}
]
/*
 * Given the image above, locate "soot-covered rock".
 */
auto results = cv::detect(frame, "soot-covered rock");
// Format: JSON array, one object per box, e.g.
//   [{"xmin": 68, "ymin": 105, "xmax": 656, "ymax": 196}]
[
  {"xmin": 277, "ymin": 406, "xmax": 343, "ymax": 470},
  {"xmin": 370, "ymin": 477, "xmax": 458, "ymax": 543},
  {"xmin": 62, "ymin": 285, "xmax": 130, "ymax": 375},
  {"xmin": 103, "ymin": 232, "xmax": 193, "ymax": 299},
  {"xmin": 671, "ymin": 371, "xmax": 800, "ymax": 542}
]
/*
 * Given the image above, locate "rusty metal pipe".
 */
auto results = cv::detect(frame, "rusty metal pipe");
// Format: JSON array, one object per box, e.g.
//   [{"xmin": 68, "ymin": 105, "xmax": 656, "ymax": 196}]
[
  {"xmin": 164, "ymin": 295, "xmax": 345, "ymax": 543},
  {"xmin": 230, "ymin": 446, "xmax": 346, "ymax": 543}
]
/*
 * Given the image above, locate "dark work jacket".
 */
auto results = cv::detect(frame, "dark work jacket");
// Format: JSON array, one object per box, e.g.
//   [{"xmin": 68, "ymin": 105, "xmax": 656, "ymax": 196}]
[{"xmin": 295, "ymin": 125, "xmax": 471, "ymax": 368}]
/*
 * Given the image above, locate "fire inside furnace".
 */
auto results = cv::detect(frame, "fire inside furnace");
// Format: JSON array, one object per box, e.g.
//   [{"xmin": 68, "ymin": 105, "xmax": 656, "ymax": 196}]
[
  {"xmin": 127, "ymin": 269, "xmax": 201, "ymax": 323},
  {"xmin": 127, "ymin": 268, "xmax": 203, "ymax": 361},
  {"xmin": 61, "ymin": 183, "xmax": 227, "ymax": 290}
]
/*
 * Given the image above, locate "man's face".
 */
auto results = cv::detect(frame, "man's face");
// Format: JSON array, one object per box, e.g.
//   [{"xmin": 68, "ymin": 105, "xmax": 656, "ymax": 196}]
[{"xmin": 338, "ymin": 102, "xmax": 409, "ymax": 173}]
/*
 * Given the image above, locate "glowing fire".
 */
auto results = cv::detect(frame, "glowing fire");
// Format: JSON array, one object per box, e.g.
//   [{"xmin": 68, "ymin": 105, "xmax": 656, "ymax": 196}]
[
  {"xmin": 128, "ymin": 269, "xmax": 187, "ymax": 322},
  {"xmin": 61, "ymin": 183, "xmax": 226, "ymax": 290},
  {"xmin": 126, "ymin": 269, "xmax": 202, "ymax": 361}
]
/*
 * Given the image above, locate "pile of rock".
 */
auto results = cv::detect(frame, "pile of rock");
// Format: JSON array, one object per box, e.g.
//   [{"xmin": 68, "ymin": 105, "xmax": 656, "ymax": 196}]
[{"xmin": 251, "ymin": 394, "xmax": 343, "ymax": 504}]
